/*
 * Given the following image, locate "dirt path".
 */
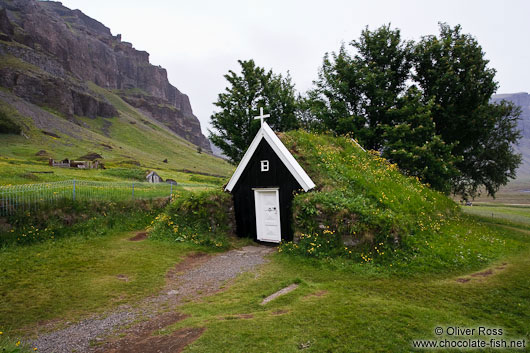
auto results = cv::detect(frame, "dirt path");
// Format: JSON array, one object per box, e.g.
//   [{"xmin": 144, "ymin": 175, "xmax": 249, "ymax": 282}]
[{"xmin": 30, "ymin": 245, "xmax": 274, "ymax": 353}]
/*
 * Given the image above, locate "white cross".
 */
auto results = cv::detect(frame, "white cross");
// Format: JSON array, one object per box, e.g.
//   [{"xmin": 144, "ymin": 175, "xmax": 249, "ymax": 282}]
[{"xmin": 254, "ymin": 107, "xmax": 270, "ymax": 126}]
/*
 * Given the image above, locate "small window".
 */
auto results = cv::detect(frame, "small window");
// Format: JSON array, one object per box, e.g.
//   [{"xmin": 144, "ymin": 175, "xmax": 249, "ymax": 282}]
[{"xmin": 261, "ymin": 160, "xmax": 269, "ymax": 172}]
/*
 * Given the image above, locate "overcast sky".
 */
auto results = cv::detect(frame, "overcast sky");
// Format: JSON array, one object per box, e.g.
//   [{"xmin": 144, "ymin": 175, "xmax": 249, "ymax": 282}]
[{"xmin": 60, "ymin": 0, "xmax": 530, "ymax": 135}]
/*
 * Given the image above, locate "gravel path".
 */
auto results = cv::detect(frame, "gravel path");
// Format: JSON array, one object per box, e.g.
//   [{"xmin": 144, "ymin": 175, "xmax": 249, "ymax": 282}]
[{"xmin": 30, "ymin": 245, "xmax": 274, "ymax": 353}]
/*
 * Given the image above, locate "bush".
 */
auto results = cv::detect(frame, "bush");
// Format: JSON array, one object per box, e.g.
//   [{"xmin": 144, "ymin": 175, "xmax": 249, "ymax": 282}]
[
  {"xmin": 0, "ymin": 199, "xmax": 168, "ymax": 247},
  {"xmin": 148, "ymin": 189, "xmax": 235, "ymax": 248}
]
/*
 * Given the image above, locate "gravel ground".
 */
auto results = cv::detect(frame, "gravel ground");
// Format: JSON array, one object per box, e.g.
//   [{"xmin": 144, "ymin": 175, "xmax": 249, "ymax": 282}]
[
  {"xmin": 154, "ymin": 245, "xmax": 274, "ymax": 304},
  {"xmin": 29, "ymin": 245, "xmax": 273, "ymax": 353},
  {"xmin": 30, "ymin": 311, "xmax": 138, "ymax": 353}
]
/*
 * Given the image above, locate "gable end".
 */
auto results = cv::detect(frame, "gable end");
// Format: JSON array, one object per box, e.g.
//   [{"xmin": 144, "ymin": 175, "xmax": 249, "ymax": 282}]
[{"xmin": 225, "ymin": 123, "xmax": 315, "ymax": 192}]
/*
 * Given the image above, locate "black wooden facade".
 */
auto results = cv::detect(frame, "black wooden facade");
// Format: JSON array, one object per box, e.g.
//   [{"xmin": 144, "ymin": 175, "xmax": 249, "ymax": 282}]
[{"xmin": 231, "ymin": 139, "xmax": 303, "ymax": 241}]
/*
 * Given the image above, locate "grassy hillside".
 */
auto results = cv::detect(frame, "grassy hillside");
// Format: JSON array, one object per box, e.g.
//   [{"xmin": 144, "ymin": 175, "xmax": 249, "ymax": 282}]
[
  {"xmin": 269, "ymin": 131, "xmax": 520, "ymax": 273},
  {"xmin": 279, "ymin": 130, "xmax": 456, "ymax": 242},
  {"xmin": 281, "ymin": 130, "xmax": 457, "ymax": 236},
  {"xmin": 0, "ymin": 70, "xmax": 232, "ymax": 185}
]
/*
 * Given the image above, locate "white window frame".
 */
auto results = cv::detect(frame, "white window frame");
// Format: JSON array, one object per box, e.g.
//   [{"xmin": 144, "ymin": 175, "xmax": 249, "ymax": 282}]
[{"xmin": 261, "ymin": 160, "xmax": 269, "ymax": 172}]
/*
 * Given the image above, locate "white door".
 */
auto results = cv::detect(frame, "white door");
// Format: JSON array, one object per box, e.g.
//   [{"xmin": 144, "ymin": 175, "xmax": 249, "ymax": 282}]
[{"xmin": 254, "ymin": 189, "xmax": 281, "ymax": 243}]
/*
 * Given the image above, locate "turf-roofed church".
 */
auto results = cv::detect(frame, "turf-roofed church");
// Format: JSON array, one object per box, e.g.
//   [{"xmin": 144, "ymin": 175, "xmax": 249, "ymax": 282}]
[{"xmin": 225, "ymin": 108, "xmax": 315, "ymax": 243}]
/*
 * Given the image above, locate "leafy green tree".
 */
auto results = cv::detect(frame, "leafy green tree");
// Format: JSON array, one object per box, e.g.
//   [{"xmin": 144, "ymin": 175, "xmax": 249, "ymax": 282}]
[
  {"xmin": 305, "ymin": 25, "xmax": 459, "ymax": 191},
  {"xmin": 382, "ymin": 88, "xmax": 459, "ymax": 193},
  {"xmin": 304, "ymin": 23, "xmax": 521, "ymax": 196},
  {"xmin": 306, "ymin": 25, "xmax": 413, "ymax": 149},
  {"xmin": 209, "ymin": 59, "xmax": 298, "ymax": 163},
  {"xmin": 414, "ymin": 23, "xmax": 521, "ymax": 197}
]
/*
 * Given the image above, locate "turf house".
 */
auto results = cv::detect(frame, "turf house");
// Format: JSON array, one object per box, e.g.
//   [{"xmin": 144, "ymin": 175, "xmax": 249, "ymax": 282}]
[{"xmin": 225, "ymin": 113, "xmax": 315, "ymax": 243}]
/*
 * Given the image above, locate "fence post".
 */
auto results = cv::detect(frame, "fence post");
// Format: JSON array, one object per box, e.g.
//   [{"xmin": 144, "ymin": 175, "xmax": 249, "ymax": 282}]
[
  {"xmin": 73, "ymin": 180, "xmax": 76, "ymax": 201},
  {"xmin": 170, "ymin": 183, "xmax": 173, "ymax": 197},
  {"xmin": 132, "ymin": 182, "xmax": 135, "ymax": 199}
]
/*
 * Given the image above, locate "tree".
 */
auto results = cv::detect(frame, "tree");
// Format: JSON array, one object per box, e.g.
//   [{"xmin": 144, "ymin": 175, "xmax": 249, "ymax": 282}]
[
  {"xmin": 382, "ymin": 88, "xmax": 459, "ymax": 193},
  {"xmin": 306, "ymin": 25, "xmax": 413, "ymax": 150},
  {"xmin": 305, "ymin": 25, "xmax": 458, "ymax": 191},
  {"xmin": 304, "ymin": 23, "xmax": 521, "ymax": 196},
  {"xmin": 414, "ymin": 23, "xmax": 521, "ymax": 198},
  {"xmin": 209, "ymin": 59, "xmax": 299, "ymax": 163}
]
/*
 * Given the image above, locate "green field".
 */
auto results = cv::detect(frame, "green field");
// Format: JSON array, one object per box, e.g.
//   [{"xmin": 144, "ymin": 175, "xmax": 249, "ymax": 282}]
[
  {"xmin": 1, "ymin": 124, "xmax": 529, "ymax": 352},
  {"xmin": 180, "ymin": 229, "xmax": 530, "ymax": 352},
  {"xmin": 0, "ymin": 208, "xmax": 528, "ymax": 352},
  {"xmin": 463, "ymin": 204, "xmax": 530, "ymax": 227}
]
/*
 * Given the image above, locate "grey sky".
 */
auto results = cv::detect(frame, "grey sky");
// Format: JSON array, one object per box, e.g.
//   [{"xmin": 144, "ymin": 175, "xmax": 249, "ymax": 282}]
[{"xmin": 60, "ymin": 0, "xmax": 530, "ymax": 136}]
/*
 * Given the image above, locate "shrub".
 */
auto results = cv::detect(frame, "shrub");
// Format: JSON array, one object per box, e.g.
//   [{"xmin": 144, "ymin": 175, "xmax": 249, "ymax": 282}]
[
  {"xmin": 148, "ymin": 189, "xmax": 235, "ymax": 248},
  {"xmin": 0, "ymin": 199, "xmax": 168, "ymax": 247}
]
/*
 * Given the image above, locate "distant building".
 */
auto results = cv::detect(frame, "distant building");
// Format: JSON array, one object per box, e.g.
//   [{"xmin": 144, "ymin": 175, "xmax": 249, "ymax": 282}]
[
  {"xmin": 48, "ymin": 158, "xmax": 101, "ymax": 169},
  {"xmin": 146, "ymin": 171, "xmax": 164, "ymax": 183},
  {"xmin": 49, "ymin": 158, "xmax": 70, "ymax": 168}
]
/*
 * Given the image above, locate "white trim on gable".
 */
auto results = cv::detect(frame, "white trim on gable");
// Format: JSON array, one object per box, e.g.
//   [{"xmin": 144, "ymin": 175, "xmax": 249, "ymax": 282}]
[{"xmin": 225, "ymin": 123, "xmax": 316, "ymax": 192}]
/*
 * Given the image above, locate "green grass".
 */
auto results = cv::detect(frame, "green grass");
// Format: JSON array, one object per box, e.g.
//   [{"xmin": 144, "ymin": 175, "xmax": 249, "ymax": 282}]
[
  {"xmin": 0, "ymin": 108, "xmax": 21, "ymax": 134},
  {"xmin": 164, "ymin": 223, "xmax": 530, "ymax": 352},
  {"xmin": 1, "ymin": 117, "xmax": 528, "ymax": 351},
  {"xmin": 0, "ymin": 230, "xmax": 200, "ymax": 334},
  {"xmin": 277, "ymin": 131, "xmax": 459, "ymax": 262},
  {"xmin": 462, "ymin": 204, "xmax": 530, "ymax": 227},
  {"xmin": 0, "ymin": 155, "xmax": 228, "ymax": 186},
  {"xmin": 0, "ymin": 54, "xmax": 44, "ymax": 74},
  {"xmin": 1, "ymin": 198, "xmax": 168, "ymax": 245},
  {"xmin": 149, "ymin": 189, "xmax": 235, "ymax": 249},
  {"xmin": 0, "ymin": 204, "xmax": 529, "ymax": 351},
  {"xmin": 0, "ymin": 334, "xmax": 33, "ymax": 353},
  {"xmin": 0, "ymin": 180, "xmax": 180, "ymax": 218}
]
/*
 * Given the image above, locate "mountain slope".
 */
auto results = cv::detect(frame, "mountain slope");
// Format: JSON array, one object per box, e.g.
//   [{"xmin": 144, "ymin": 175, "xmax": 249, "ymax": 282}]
[
  {"xmin": 0, "ymin": 0, "xmax": 210, "ymax": 150},
  {"xmin": 0, "ymin": 83, "xmax": 232, "ymax": 184},
  {"xmin": 0, "ymin": 0, "xmax": 232, "ymax": 182}
]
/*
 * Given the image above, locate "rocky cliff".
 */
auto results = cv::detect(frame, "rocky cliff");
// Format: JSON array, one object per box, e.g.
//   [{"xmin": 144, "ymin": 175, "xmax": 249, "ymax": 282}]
[
  {"xmin": 492, "ymin": 92, "xmax": 530, "ymax": 179},
  {"xmin": 0, "ymin": 0, "xmax": 211, "ymax": 151}
]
